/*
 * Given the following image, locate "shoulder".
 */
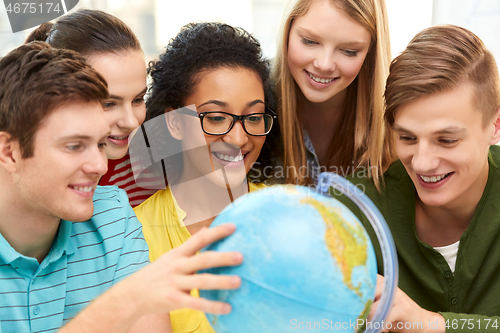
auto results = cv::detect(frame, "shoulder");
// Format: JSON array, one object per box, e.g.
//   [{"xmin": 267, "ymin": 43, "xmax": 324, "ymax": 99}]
[
  {"xmin": 249, "ymin": 181, "xmax": 267, "ymax": 192},
  {"xmin": 134, "ymin": 187, "xmax": 186, "ymax": 261},
  {"xmin": 93, "ymin": 185, "xmax": 132, "ymax": 212},
  {"xmin": 134, "ymin": 188, "xmax": 171, "ymax": 214},
  {"xmin": 336, "ymin": 160, "xmax": 415, "ymax": 214},
  {"xmin": 346, "ymin": 160, "xmax": 408, "ymax": 193},
  {"xmin": 483, "ymin": 145, "xmax": 500, "ymax": 199},
  {"xmin": 69, "ymin": 186, "xmax": 142, "ymax": 255},
  {"xmin": 489, "ymin": 145, "xmax": 500, "ymax": 170},
  {"xmin": 134, "ymin": 188, "xmax": 175, "ymax": 226},
  {"xmin": 81, "ymin": 185, "xmax": 138, "ymax": 234}
]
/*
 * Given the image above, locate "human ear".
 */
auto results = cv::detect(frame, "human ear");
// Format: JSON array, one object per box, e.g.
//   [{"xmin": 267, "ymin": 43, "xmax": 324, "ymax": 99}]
[
  {"xmin": 0, "ymin": 132, "xmax": 20, "ymax": 173},
  {"xmin": 165, "ymin": 108, "xmax": 183, "ymax": 140},
  {"xmin": 489, "ymin": 107, "xmax": 500, "ymax": 145}
]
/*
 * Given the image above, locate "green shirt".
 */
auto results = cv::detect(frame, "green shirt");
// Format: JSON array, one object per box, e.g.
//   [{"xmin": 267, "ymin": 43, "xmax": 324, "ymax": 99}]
[{"xmin": 336, "ymin": 145, "xmax": 500, "ymax": 333}]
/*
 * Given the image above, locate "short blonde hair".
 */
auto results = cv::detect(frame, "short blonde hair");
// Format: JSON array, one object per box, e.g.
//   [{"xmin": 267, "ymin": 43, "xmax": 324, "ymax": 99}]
[
  {"xmin": 385, "ymin": 25, "xmax": 500, "ymax": 128},
  {"xmin": 273, "ymin": 0, "xmax": 396, "ymax": 188}
]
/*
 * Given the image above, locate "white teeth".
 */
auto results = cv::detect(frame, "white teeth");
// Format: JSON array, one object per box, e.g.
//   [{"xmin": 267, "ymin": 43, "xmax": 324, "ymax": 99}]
[
  {"xmin": 109, "ymin": 135, "xmax": 128, "ymax": 140},
  {"xmin": 308, "ymin": 72, "xmax": 334, "ymax": 83},
  {"xmin": 213, "ymin": 152, "xmax": 244, "ymax": 162},
  {"xmin": 420, "ymin": 173, "xmax": 449, "ymax": 183},
  {"xmin": 72, "ymin": 186, "xmax": 94, "ymax": 192}
]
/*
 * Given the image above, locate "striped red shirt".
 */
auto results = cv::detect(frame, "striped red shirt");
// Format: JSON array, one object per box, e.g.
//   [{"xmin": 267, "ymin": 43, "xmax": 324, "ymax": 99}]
[{"xmin": 99, "ymin": 154, "xmax": 161, "ymax": 207}]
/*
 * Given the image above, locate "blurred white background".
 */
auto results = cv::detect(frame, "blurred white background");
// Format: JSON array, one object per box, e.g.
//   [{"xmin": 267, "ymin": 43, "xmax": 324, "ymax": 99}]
[{"xmin": 0, "ymin": 0, "xmax": 498, "ymax": 64}]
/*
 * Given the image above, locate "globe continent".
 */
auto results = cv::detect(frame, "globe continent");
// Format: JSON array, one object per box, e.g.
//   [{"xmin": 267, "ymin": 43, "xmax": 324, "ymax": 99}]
[{"xmin": 200, "ymin": 185, "xmax": 377, "ymax": 332}]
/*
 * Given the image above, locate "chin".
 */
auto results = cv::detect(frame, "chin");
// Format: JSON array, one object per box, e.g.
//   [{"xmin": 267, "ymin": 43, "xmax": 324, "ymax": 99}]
[
  {"xmin": 417, "ymin": 193, "xmax": 449, "ymax": 208},
  {"xmin": 303, "ymin": 93, "xmax": 334, "ymax": 105},
  {"xmin": 213, "ymin": 175, "xmax": 247, "ymax": 189},
  {"xmin": 105, "ymin": 147, "xmax": 128, "ymax": 160},
  {"xmin": 62, "ymin": 205, "xmax": 95, "ymax": 222},
  {"xmin": 226, "ymin": 175, "xmax": 248, "ymax": 189},
  {"xmin": 205, "ymin": 171, "xmax": 247, "ymax": 190}
]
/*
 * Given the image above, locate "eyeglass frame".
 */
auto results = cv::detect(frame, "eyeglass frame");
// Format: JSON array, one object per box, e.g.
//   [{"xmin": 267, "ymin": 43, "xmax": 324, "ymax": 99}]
[{"xmin": 176, "ymin": 106, "xmax": 277, "ymax": 136}]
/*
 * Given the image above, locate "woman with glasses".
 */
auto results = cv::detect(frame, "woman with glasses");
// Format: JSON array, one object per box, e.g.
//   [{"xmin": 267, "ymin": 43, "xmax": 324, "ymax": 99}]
[
  {"xmin": 272, "ymin": 0, "xmax": 396, "ymax": 188},
  {"xmin": 133, "ymin": 22, "xmax": 274, "ymax": 333}
]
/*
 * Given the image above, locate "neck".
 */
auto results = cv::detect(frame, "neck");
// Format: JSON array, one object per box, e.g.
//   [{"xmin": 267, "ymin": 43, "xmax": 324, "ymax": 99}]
[
  {"xmin": 172, "ymin": 173, "xmax": 248, "ymax": 234},
  {"xmin": 415, "ymin": 198, "xmax": 474, "ymax": 247},
  {"xmin": 0, "ymin": 186, "xmax": 60, "ymax": 263},
  {"xmin": 301, "ymin": 88, "xmax": 346, "ymax": 122},
  {"xmin": 301, "ymin": 90, "xmax": 346, "ymax": 166}
]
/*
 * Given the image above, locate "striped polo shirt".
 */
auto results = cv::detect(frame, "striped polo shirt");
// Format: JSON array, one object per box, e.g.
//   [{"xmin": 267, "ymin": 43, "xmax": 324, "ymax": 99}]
[{"xmin": 0, "ymin": 186, "xmax": 149, "ymax": 333}]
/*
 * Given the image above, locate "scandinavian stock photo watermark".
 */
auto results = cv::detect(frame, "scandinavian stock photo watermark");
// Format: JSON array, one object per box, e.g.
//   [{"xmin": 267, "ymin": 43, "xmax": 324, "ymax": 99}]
[{"xmin": 290, "ymin": 318, "xmax": 424, "ymax": 331}]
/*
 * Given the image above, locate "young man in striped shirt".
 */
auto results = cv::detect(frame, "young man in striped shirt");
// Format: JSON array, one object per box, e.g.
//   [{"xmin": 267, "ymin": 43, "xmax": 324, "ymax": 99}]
[{"xmin": 0, "ymin": 42, "xmax": 241, "ymax": 332}]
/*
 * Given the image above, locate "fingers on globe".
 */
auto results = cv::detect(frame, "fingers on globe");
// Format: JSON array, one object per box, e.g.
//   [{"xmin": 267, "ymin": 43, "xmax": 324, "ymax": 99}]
[{"xmin": 176, "ymin": 223, "xmax": 237, "ymax": 257}]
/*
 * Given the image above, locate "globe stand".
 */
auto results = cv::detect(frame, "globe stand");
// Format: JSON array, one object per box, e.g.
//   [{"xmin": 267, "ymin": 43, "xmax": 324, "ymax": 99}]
[{"xmin": 317, "ymin": 172, "xmax": 398, "ymax": 333}]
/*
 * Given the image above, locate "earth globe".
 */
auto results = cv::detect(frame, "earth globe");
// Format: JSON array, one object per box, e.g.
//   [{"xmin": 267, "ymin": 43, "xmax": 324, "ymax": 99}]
[{"xmin": 200, "ymin": 173, "xmax": 398, "ymax": 333}]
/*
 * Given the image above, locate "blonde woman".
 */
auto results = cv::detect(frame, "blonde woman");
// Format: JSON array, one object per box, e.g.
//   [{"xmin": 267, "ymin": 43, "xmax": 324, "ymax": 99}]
[{"xmin": 273, "ymin": 0, "xmax": 396, "ymax": 187}]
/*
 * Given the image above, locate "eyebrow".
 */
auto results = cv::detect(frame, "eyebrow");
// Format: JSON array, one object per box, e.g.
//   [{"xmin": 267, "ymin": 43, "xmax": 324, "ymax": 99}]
[
  {"xmin": 199, "ymin": 100, "xmax": 227, "ymax": 108},
  {"xmin": 247, "ymin": 99, "xmax": 265, "ymax": 107},
  {"xmin": 297, "ymin": 27, "xmax": 367, "ymax": 46},
  {"xmin": 58, "ymin": 134, "xmax": 94, "ymax": 141},
  {"xmin": 339, "ymin": 41, "xmax": 368, "ymax": 46},
  {"xmin": 198, "ymin": 99, "xmax": 265, "ymax": 108},
  {"xmin": 297, "ymin": 27, "xmax": 322, "ymax": 40},
  {"xmin": 108, "ymin": 87, "xmax": 148, "ymax": 101},
  {"xmin": 58, "ymin": 132, "xmax": 111, "ymax": 143},
  {"xmin": 136, "ymin": 88, "xmax": 148, "ymax": 97},
  {"xmin": 108, "ymin": 95, "xmax": 124, "ymax": 101},
  {"xmin": 434, "ymin": 127, "xmax": 467, "ymax": 135},
  {"xmin": 393, "ymin": 125, "xmax": 467, "ymax": 135}
]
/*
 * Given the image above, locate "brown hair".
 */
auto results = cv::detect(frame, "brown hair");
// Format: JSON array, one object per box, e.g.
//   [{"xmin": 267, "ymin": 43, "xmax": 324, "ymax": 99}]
[
  {"xmin": 385, "ymin": 25, "xmax": 500, "ymax": 128},
  {"xmin": 273, "ymin": 0, "xmax": 396, "ymax": 188},
  {"xmin": 0, "ymin": 41, "xmax": 109, "ymax": 158},
  {"xmin": 25, "ymin": 9, "xmax": 141, "ymax": 57}
]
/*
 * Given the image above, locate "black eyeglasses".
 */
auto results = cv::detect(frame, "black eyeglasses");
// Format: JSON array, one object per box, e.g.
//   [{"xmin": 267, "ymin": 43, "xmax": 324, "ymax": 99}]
[{"xmin": 177, "ymin": 107, "xmax": 277, "ymax": 136}]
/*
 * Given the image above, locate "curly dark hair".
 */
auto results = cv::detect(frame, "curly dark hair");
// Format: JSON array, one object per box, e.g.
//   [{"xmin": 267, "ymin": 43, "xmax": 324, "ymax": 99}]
[
  {"xmin": 146, "ymin": 22, "xmax": 273, "ymax": 120},
  {"xmin": 142, "ymin": 22, "xmax": 282, "ymax": 184}
]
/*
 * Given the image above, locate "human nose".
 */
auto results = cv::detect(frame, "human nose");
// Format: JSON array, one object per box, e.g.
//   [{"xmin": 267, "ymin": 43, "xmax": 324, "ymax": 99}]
[
  {"xmin": 117, "ymin": 105, "xmax": 140, "ymax": 130},
  {"xmin": 83, "ymin": 147, "xmax": 108, "ymax": 176},
  {"xmin": 313, "ymin": 48, "xmax": 336, "ymax": 72},
  {"xmin": 223, "ymin": 121, "xmax": 248, "ymax": 147},
  {"xmin": 411, "ymin": 141, "xmax": 439, "ymax": 173}
]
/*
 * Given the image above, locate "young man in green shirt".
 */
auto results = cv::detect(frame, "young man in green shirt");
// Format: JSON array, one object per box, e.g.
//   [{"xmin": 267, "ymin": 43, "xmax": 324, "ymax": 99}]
[{"xmin": 339, "ymin": 25, "xmax": 500, "ymax": 333}]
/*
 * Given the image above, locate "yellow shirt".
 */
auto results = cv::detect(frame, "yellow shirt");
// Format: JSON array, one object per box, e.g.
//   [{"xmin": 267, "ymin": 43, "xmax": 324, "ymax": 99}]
[{"xmin": 134, "ymin": 182, "xmax": 265, "ymax": 333}]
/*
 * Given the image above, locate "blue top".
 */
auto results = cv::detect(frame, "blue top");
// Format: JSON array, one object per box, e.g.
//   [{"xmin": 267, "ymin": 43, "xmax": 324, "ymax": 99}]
[
  {"xmin": 304, "ymin": 130, "xmax": 322, "ymax": 186},
  {"xmin": 0, "ymin": 186, "xmax": 149, "ymax": 333},
  {"xmin": 304, "ymin": 131, "xmax": 358, "ymax": 185}
]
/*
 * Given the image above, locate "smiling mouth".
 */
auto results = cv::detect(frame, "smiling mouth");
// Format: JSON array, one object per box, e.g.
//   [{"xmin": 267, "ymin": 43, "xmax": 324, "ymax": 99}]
[
  {"xmin": 213, "ymin": 151, "xmax": 244, "ymax": 163},
  {"xmin": 307, "ymin": 71, "xmax": 336, "ymax": 84},
  {"xmin": 69, "ymin": 185, "xmax": 94, "ymax": 193},
  {"xmin": 419, "ymin": 173, "xmax": 452, "ymax": 183},
  {"xmin": 108, "ymin": 134, "xmax": 129, "ymax": 140}
]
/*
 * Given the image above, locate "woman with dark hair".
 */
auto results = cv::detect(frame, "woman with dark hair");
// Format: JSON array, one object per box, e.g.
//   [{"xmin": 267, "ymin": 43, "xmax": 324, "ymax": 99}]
[
  {"xmin": 27, "ymin": 9, "xmax": 156, "ymax": 207},
  {"xmin": 134, "ymin": 22, "xmax": 275, "ymax": 332}
]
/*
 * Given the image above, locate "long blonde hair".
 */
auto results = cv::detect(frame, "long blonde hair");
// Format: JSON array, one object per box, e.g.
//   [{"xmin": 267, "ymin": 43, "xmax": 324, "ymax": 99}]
[{"xmin": 272, "ymin": 0, "xmax": 396, "ymax": 188}]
